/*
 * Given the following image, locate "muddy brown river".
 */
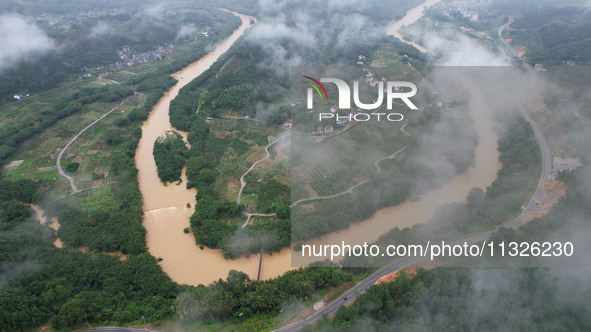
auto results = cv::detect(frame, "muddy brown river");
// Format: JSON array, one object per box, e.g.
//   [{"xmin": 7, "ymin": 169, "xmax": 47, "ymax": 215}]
[
  {"xmin": 136, "ymin": 3, "xmax": 499, "ymax": 285},
  {"xmin": 385, "ymin": 0, "xmax": 441, "ymax": 54},
  {"xmin": 298, "ymin": 79, "xmax": 501, "ymax": 263},
  {"xmin": 136, "ymin": 11, "xmax": 292, "ymax": 287}
]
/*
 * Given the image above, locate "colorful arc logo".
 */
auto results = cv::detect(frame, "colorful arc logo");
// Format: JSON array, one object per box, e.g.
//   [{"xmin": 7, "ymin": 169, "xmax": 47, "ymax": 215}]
[{"xmin": 303, "ymin": 76, "xmax": 328, "ymax": 100}]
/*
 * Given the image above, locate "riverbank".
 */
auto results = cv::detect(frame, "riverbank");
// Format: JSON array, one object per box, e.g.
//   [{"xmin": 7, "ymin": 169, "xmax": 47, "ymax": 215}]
[{"xmin": 136, "ymin": 10, "xmax": 293, "ymax": 286}]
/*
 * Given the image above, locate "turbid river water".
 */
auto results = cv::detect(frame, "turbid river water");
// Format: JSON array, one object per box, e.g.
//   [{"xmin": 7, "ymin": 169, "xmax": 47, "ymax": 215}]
[
  {"xmin": 136, "ymin": 2, "xmax": 499, "ymax": 284},
  {"xmin": 298, "ymin": 79, "xmax": 501, "ymax": 262},
  {"xmin": 135, "ymin": 10, "xmax": 292, "ymax": 287},
  {"xmin": 385, "ymin": 0, "xmax": 441, "ymax": 54},
  {"xmin": 298, "ymin": 0, "xmax": 501, "ymax": 261}
]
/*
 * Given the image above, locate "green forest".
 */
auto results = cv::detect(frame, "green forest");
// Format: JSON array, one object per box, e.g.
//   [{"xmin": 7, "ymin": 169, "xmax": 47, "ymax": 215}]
[
  {"xmin": 176, "ymin": 266, "xmax": 351, "ymax": 325},
  {"xmin": 2, "ymin": 0, "xmax": 590, "ymax": 330},
  {"xmin": 313, "ymin": 266, "xmax": 591, "ymax": 331},
  {"xmin": 153, "ymin": 131, "xmax": 189, "ymax": 184},
  {"xmin": 314, "ymin": 162, "xmax": 591, "ymax": 331},
  {"xmin": 507, "ymin": 5, "xmax": 591, "ymax": 65},
  {"xmin": 0, "ymin": 5, "xmax": 242, "ymax": 104},
  {"xmin": 340, "ymin": 115, "xmax": 541, "ymax": 267},
  {"xmin": 0, "ymin": 177, "xmax": 178, "ymax": 330}
]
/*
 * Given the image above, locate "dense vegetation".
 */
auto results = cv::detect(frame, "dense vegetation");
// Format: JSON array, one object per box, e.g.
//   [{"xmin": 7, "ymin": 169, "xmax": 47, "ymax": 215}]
[
  {"xmin": 506, "ymin": 5, "xmax": 591, "ymax": 65},
  {"xmin": 168, "ymin": 39, "xmax": 288, "ymax": 126},
  {"xmin": 153, "ymin": 131, "xmax": 189, "ymax": 184},
  {"xmin": 335, "ymin": 115, "xmax": 540, "ymax": 267},
  {"xmin": 184, "ymin": 121, "xmax": 292, "ymax": 258},
  {"xmin": 0, "ymin": 7, "xmax": 249, "ymax": 329},
  {"xmin": 176, "ymin": 266, "xmax": 351, "ymax": 323},
  {"xmin": 292, "ymin": 101, "xmax": 478, "ymax": 242},
  {"xmin": 315, "ymin": 162, "xmax": 591, "ymax": 331},
  {"xmin": 0, "ymin": 178, "xmax": 179, "ymax": 330},
  {"xmin": 165, "ymin": 32, "xmax": 297, "ymax": 258},
  {"xmin": 0, "ymin": 5, "xmax": 241, "ymax": 104},
  {"xmin": 313, "ymin": 266, "xmax": 591, "ymax": 331}
]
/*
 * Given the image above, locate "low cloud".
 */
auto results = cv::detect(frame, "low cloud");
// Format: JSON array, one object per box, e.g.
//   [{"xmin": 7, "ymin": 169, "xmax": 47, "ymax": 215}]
[
  {"xmin": 140, "ymin": 2, "xmax": 169, "ymax": 20},
  {"xmin": 0, "ymin": 14, "xmax": 56, "ymax": 70},
  {"xmin": 176, "ymin": 23, "xmax": 197, "ymax": 40},
  {"xmin": 89, "ymin": 21, "xmax": 111, "ymax": 38},
  {"xmin": 427, "ymin": 35, "xmax": 509, "ymax": 66}
]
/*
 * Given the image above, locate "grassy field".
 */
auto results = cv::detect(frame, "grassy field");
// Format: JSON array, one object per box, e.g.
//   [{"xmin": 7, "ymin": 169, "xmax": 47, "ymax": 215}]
[
  {"xmin": 1, "ymin": 92, "xmax": 143, "ymax": 198},
  {"xmin": 0, "ymin": 9, "xmax": 234, "ymax": 199}
]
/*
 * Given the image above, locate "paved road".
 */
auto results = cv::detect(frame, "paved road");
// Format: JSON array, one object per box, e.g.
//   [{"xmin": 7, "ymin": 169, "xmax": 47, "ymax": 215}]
[
  {"xmin": 86, "ymin": 22, "xmax": 553, "ymax": 332},
  {"xmin": 57, "ymin": 96, "xmax": 132, "ymax": 193},
  {"xmin": 275, "ymin": 121, "xmax": 549, "ymax": 330},
  {"xmin": 273, "ymin": 23, "xmax": 554, "ymax": 332},
  {"xmin": 498, "ymin": 23, "xmax": 531, "ymax": 69}
]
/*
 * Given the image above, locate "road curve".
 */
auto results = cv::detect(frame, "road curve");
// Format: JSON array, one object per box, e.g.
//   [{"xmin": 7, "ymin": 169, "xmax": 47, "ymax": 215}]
[
  {"xmin": 237, "ymin": 134, "xmax": 290, "ymax": 204},
  {"xmin": 498, "ymin": 23, "xmax": 531, "ymax": 69},
  {"xmin": 374, "ymin": 144, "xmax": 408, "ymax": 173},
  {"xmin": 57, "ymin": 96, "xmax": 132, "ymax": 193},
  {"xmin": 290, "ymin": 180, "xmax": 371, "ymax": 207},
  {"xmin": 273, "ymin": 24, "xmax": 553, "ymax": 332},
  {"xmin": 82, "ymin": 18, "xmax": 553, "ymax": 332},
  {"xmin": 242, "ymin": 212, "xmax": 277, "ymax": 228},
  {"xmin": 275, "ymin": 113, "xmax": 549, "ymax": 330}
]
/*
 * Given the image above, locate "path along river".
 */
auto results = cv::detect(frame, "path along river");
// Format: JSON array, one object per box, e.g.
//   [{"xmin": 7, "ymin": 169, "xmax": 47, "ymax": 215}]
[
  {"xmin": 136, "ymin": 2, "xmax": 500, "ymax": 285},
  {"xmin": 135, "ymin": 10, "xmax": 291, "ymax": 286},
  {"xmin": 299, "ymin": 0, "xmax": 502, "ymax": 262}
]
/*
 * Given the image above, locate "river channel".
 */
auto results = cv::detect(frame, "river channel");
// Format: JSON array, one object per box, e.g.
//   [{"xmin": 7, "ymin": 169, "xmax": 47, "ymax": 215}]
[{"xmin": 136, "ymin": 2, "xmax": 499, "ymax": 284}]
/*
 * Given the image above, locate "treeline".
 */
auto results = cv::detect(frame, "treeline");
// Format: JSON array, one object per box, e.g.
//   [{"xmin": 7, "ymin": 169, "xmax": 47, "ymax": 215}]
[
  {"xmin": 0, "ymin": 6, "xmax": 242, "ymax": 103},
  {"xmin": 190, "ymin": 195, "xmax": 243, "ymax": 247},
  {"xmin": 313, "ymin": 266, "xmax": 591, "ymax": 331},
  {"xmin": 53, "ymin": 90, "xmax": 170, "ymax": 256},
  {"xmin": 167, "ymin": 38, "xmax": 293, "ymax": 257},
  {"xmin": 338, "ymin": 116, "xmax": 541, "ymax": 267},
  {"xmin": 168, "ymin": 38, "xmax": 289, "ymax": 127},
  {"xmin": 186, "ymin": 152, "xmax": 290, "ymax": 258},
  {"xmin": 0, "ymin": 85, "xmax": 134, "ymax": 165},
  {"xmin": 292, "ymin": 106, "xmax": 477, "ymax": 242},
  {"xmin": 487, "ymin": 164, "xmax": 591, "ymax": 265},
  {"xmin": 153, "ymin": 131, "xmax": 189, "ymax": 184},
  {"xmin": 176, "ymin": 266, "xmax": 351, "ymax": 323},
  {"xmin": 505, "ymin": 5, "xmax": 591, "ymax": 65},
  {"xmin": 0, "ymin": 43, "xmax": 187, "ymax": 328},
  {"xmin": 0, "ymin": 177, "xmax": 179, "ymax": 330},
  {"xmin": 189, "ymin": 193, "xmax": 290, "ymax": 258},
  {"xmin": 315, "ymin": 166, "xmax": 591, "ymax": 331},
  {"xmin": 0, "ymin": 8, "xmax": 252, "ymax": 330}
]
